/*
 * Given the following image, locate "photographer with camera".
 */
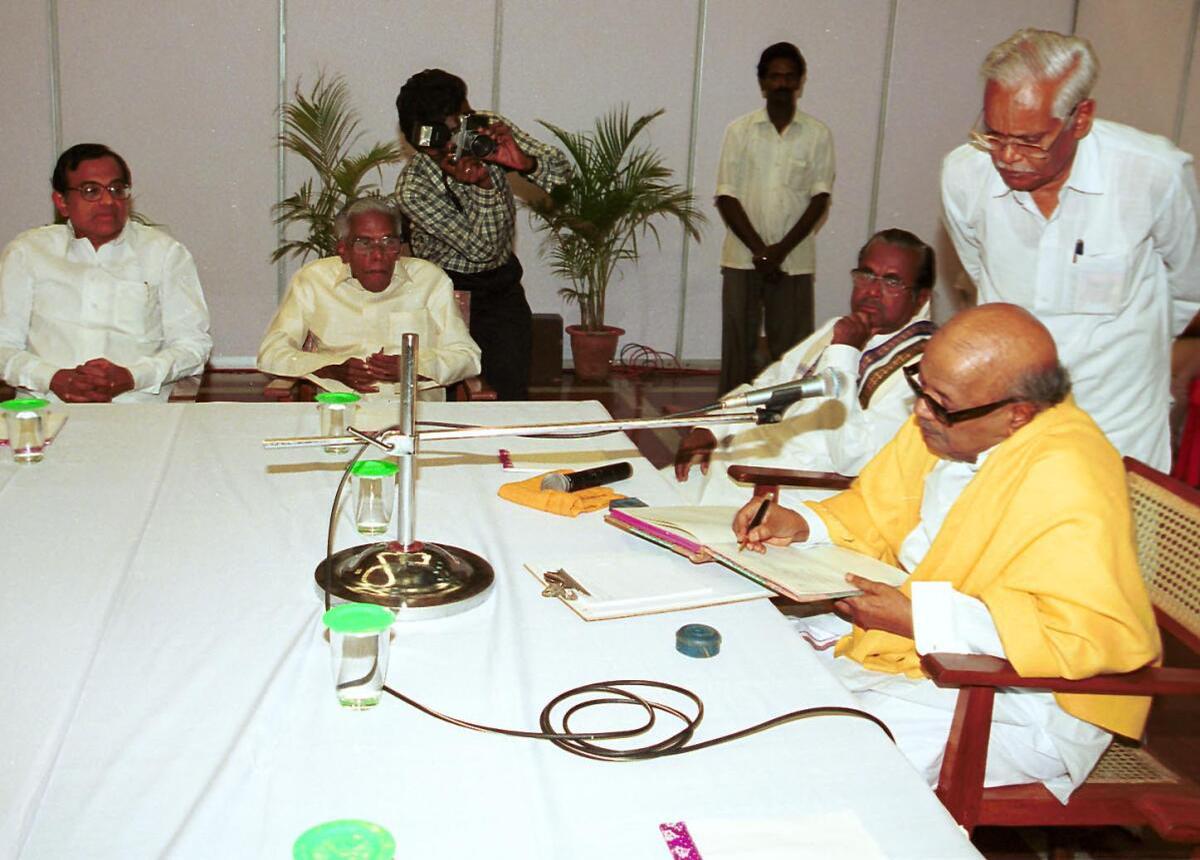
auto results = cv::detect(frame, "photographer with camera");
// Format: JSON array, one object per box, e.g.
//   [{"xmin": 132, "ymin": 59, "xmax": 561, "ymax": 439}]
[{"xmin": 395, "ymin": 69, "xmax": 572, "ymax": 400}]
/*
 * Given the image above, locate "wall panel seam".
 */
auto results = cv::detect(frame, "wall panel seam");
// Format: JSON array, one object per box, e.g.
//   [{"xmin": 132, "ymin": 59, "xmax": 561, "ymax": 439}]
[
  {"xmin": 275, "ymin": 0, "xmax": 288, "ymax": 301},
  {"xmin": 867, "ymin": 0, "xmax": 898, "ymax": 237},
  {"xmin": 676, "ymin": 0, "xmax": 708, "ymax": 359},
  {"xmin": 46, "ymin": 0, "xmax": 62, "ymax": 159},
  {"xmin": 1174, "ymin": 0, "xmax": 1200, "ymax": 144}
]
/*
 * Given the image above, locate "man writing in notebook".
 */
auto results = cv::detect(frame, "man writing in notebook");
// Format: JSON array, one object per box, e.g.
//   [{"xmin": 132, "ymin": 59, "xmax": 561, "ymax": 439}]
[
  {"xmin": 672, "ymin": 228, "xmax": 934, "ymax": 505},
  {"xmin": 734, "ymin": 304, "xmax": 1160, "ymax": 801}
]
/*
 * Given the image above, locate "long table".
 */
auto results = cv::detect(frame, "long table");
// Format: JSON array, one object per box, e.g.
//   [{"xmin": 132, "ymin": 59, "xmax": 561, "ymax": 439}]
[{"xmin": 2, "ymin": 401, "xmax": 979, "ymax": 858}]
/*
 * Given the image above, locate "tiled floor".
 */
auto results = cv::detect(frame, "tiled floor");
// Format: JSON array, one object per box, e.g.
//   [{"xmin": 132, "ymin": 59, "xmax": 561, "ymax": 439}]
[{"xmin": 200, "ymin": 366, "xmax": 1200, "ymax": 859}]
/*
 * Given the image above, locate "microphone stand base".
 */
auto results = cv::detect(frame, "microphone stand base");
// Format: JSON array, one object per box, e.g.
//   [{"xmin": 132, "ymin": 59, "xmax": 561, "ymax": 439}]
[{"xmin": 316, "ymin": 540, "xmax": 494, "ymax": 621}]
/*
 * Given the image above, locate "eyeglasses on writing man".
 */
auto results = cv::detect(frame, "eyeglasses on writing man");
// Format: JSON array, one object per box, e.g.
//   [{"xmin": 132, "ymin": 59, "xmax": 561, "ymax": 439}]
[{"xmin": 903, "ymin": 363, "xmax": 1018, "ymax": 425}]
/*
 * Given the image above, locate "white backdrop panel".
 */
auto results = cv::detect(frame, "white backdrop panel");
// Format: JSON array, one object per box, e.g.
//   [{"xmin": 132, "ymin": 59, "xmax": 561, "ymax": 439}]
[
  {"xmin": 0, "ymin": 6, "xmax": 55, "ymax": 248},
  {"xmin": 56, "ymin": 0, "xmax": 280, "ymax": 360},
  {"xmin": 875, "ymin": 0, "xmax": 1075, "ymax": 320},
  {"xmin": 1181, "ymin": 12, "xmax": 1200, "ymax": 156},
  {"xmin": 684, "ymin": 0, "xmax": 892, "ymax": 360},
  {"xmin": 1076, "ymin": 0, "xmax": 1195, "ymax": 141},
  {"xmin": 502, "ymin": 0, "xmax": 700, "ymax": 357}
]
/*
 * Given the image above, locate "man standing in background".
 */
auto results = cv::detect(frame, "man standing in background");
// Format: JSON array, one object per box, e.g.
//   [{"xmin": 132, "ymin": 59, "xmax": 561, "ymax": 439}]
[{"xmin": 716, "ymin": 41, "xmax": 835, "ymax": 395}]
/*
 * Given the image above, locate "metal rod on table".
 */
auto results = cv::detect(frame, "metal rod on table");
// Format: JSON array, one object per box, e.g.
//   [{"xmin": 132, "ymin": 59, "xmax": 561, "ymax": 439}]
[
  {"xmin": 397, "ymin": 334, "xmax": 418, "ymax": 550},
  {"xmin": 262, "ymin": 411, "xmax": 760, "ymax": 451}
]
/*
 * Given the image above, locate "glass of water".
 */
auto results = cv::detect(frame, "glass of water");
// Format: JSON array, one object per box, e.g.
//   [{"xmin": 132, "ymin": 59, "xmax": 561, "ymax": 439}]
[
  {"xmin": 1, "ymin": 398, "xmax": 49, "ymax": 464},
  {"xmin": 350, "ymin": 459, "xmax": 398, "ymax": 535},
  {"xmin": 321, "ymin": 603, "xmax": 394, "ymax": 710},
  {"xmin": 315, "ymin": 392, "xmax": 360, "ymax": 454}
]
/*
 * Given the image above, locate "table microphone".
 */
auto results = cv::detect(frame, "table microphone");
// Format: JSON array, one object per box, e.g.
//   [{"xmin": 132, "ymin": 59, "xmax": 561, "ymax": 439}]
[
  {"xmin": 541, "ymin": 462, "xmax": 633, "ymax": 492},
  {"xmin": 716, "ymin": 367, "xmax": 844, "ymax": 411}
]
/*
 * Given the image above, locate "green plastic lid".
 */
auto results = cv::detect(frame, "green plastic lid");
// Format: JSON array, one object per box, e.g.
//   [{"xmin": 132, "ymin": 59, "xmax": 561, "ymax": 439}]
[
  {"xmin": 322, "ymin": 602, "xmax": 394, "ymax": 634},
  {"xmin": 315, "ymin": 392, "xmax": 361, "ymax": 405},
  {"xmin": 1, "ymin": 398, "xmax": 49, "ymax": 412},
  {"xmin": 293, "ymin": 819, "xmax": 395, "ymax": 859},
  {"xmin": 350, "ymin": 460, "xmax": 398, "ymax": 478}
]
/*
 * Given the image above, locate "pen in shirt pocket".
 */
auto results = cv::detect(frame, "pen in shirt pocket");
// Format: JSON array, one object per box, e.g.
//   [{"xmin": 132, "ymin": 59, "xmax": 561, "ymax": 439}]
[{"xmin": 1072, "ymin": 239, "xmax": 1084, "ymax": 263}]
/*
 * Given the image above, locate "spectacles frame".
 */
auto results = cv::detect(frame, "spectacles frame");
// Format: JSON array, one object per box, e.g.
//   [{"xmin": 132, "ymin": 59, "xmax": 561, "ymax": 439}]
[{"xmin": 903, "ymin": 363, "xmax": 1019, "ymax": 425}]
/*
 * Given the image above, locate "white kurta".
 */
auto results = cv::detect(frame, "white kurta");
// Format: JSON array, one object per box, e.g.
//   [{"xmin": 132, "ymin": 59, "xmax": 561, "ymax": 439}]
[
  {"xmin": 941, "ymin": 119, "xmax": 1200, "ymax": 470},
  {"xmin": 257, "ymin": 255, "xmax": 481, "ymax": 395},
  {"xmin": 0, "ymin": 222, "xmax": 212, "ymax": 402},
  {"xmin": 673, "ymin": 305, "xmax": 932, "ymax": 506},
  {"xmin": 716, "ymin": 107, "xmax": 835, "ymax": 275},
  {"xmin": 797, "ymin": 454, "xmax": 1110, "ymax": 802}
]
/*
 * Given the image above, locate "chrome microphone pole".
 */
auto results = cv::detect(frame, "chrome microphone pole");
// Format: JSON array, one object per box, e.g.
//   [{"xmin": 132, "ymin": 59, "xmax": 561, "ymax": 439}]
[{"xmin": 396, "ymin": 333, "xmax": 418, "ymax": 551}]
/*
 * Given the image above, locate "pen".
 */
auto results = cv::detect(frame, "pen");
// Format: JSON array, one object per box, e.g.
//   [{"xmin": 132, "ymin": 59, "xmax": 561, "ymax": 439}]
[
  {"xmin": 1073, "ymin": 239, "xmax": 1084, "ymax": 263},
  {"xmin": 739, "ymin": 497, "xmax": 771, "ymax": 552}
]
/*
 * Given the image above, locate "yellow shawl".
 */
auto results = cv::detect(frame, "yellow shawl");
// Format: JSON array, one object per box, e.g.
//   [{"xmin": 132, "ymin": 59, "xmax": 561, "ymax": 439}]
[{"xmin": 810, "ymin": 398, "xmax": 1161, "ymax": 738}]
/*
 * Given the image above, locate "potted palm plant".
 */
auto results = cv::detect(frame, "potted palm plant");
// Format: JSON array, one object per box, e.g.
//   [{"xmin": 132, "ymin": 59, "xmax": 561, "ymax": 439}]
[
  {"xmin": 272, "ymin": 74, "xmax": 405, "ymax": 262},
  {"xmin": 529, "ymin": 106, "xmax": 705, "ymax": 381}
]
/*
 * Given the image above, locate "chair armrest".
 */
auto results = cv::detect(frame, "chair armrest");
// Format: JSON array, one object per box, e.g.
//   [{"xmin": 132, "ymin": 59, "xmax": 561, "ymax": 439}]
[
  {"xmin": 727, "ymin": 465, "xmax": 855, "ymax": 491},
  {"xmin": 168, "ymin": 374, "xmax": 203, "ymax": 402},
  {"xmin": 263, "ymin": 377, "xmax": 299, "ymax": 401},
  {"xmin": 922, "ymin": 652, "xmax": 1200, "ymax": 696},
  {"xmin": 456, "ymin": 375, "xmax": 497, "ymax": 402}
]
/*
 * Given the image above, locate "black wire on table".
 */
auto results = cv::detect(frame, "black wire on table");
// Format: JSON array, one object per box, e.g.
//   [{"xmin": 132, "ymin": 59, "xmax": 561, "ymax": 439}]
[{"xmin": 321, "ymin": 436, "xmax": 896, "ymax": 761}]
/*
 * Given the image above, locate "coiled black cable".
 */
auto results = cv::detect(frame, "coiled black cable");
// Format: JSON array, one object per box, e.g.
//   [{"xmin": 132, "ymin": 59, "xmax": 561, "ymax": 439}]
[{"xmin": 321, "ymin": 433, "xmax": 895, "ymax": 761}]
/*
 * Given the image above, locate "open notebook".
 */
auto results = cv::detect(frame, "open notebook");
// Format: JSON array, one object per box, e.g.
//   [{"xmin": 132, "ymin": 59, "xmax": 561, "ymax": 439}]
[{"xmin": 607, "ymin": 505, "xmax": 907, "ymax": 602}]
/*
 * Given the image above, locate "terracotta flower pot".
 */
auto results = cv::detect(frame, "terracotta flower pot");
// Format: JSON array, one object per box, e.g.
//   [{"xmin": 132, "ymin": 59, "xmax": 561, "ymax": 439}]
[{"xmin": 566, "ymin": 324, "xmax": 625, "ymax": 382}]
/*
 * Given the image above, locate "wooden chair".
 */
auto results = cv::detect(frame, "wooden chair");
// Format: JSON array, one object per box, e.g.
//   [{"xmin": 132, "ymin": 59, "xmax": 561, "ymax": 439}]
[
  {"xmin": 263, "ymin": 290, "xmax": 494, "ymax": 402},
  {"xmin": 922, "ymin": 457, "xmax": 1200, "ymax": 851},
  {"xmin": 726, "ymin": 464, "xmax": 856, "ymax": 497}
]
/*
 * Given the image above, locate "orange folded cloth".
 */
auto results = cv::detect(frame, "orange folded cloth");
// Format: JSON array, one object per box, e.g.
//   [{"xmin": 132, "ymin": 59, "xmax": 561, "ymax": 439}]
[{"xmin": 497, "ymin": 471, "xmax": 624, "ymax": 517}]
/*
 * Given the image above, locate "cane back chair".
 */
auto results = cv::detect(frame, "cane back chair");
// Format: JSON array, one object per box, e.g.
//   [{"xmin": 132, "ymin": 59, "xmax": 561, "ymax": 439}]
[{"xmin": 922, "ymin": 457, "xmax": 1200, "ymax": 850}]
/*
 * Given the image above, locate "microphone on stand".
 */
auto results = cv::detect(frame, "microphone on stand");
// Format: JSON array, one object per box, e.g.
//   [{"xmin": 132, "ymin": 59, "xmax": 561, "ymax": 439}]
[{"xmin": 716, "ymin": 367, "xmax": 845, "ymax": 412}]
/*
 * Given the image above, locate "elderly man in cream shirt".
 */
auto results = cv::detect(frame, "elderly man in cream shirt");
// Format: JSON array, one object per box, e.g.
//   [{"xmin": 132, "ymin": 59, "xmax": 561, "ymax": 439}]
[{"xmin": 258, "ymin": 197, "xmax": 480, "ymax": 399}]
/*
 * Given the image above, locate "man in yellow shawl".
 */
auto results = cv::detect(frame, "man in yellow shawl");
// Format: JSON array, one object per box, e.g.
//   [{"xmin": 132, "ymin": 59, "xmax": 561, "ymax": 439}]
[{"xmin": 734, "ymin": 303, "xmax": 1160, "ymax": 802}]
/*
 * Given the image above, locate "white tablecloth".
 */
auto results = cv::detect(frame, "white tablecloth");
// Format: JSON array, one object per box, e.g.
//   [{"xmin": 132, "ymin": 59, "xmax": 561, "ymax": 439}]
[{"xmin": 1, "ymin": 401, "xmax": 978, "ymax": 859}]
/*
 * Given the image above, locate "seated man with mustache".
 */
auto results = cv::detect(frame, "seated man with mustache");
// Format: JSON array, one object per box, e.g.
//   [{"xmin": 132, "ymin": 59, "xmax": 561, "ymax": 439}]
[{"xmin": 672, "ymin": 228, "xmax": 934, "ymax": 505}]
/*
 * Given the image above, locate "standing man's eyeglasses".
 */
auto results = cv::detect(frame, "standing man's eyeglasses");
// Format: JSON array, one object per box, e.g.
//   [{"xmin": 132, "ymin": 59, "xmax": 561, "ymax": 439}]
[
  {"xmin": 903, "ymin": 363, "xmax": 1018, "ymax": 425},
  {"xmin": 63, "ymin": 182, "xmax": 132, "ymax": 201},
  {"xmin": 967, "ymin": 102, "xmax": 1081, "ymax": 161}
]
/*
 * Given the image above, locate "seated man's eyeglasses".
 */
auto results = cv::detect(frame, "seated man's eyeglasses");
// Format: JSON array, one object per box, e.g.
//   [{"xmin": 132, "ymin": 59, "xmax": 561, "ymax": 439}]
[
  {"xmin": 968, "ymin": 102, "xmax": 1080, "ymax": 161},
  {"xmin": 903, "ymin": 363, "xmax": 1018, "ymax": 425},
  {"xmin": 850, "ymin": 268, "xmax": 908, "ymax": 292},
  {"xmin": 350, "ymin": 236, "xmax": 403, "ymax": 254},
  {"xmin": 64, "ymin": 182, "xmax": 132, "ymax": 201}
]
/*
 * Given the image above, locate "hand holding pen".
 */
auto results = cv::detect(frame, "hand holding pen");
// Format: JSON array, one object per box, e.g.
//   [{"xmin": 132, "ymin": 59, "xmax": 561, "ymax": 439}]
[{"xmin": 732, "ymin": 496, "xmax": 811, "ymax": 552}]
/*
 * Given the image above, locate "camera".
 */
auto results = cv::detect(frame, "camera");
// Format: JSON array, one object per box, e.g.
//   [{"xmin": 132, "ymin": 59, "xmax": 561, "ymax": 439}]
[{"xmin": 410, "ymin": 113, "xmax": 496, "ymax": 161}]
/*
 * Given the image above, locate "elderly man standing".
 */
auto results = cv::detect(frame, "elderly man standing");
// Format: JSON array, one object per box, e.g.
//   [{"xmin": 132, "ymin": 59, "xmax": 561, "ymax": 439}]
[
  {"xmin": 941, "ymin": 28, "xmax": 1200, "ymax": 470},
  {"xmin": 258, "ymin": 198, "xmax": 480, "ymax": 398},
  {"xmin": 735, "ymin": 304, "xmax": 1160, "ymax": 800},
  {"xmin": 716, "ymin": 41, "xmax": 835, "ymax": 395},
  {"xmin": 673, "ymin": 228, "xmax": 934, "ymax": 504},
  {"xmin": 0, "ymin": 143, "xmax": 211, "ymax": 402}
]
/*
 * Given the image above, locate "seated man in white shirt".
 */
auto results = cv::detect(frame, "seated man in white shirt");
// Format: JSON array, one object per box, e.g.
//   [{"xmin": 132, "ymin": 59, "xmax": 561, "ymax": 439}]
[
  {"xmin": 257, "ymin": 197, "xmax": 481, "ymax": 399},
  {"xmin": 734, "ymin": 304, "xmax": 1160, "ymax": 801},
  {"xmin": 0, "ymin": 143, "xmax": 212, "ymax": 402},
  {"xmin": 672, "ymin": 228, "xmax": 934, "ymax": 505}
]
